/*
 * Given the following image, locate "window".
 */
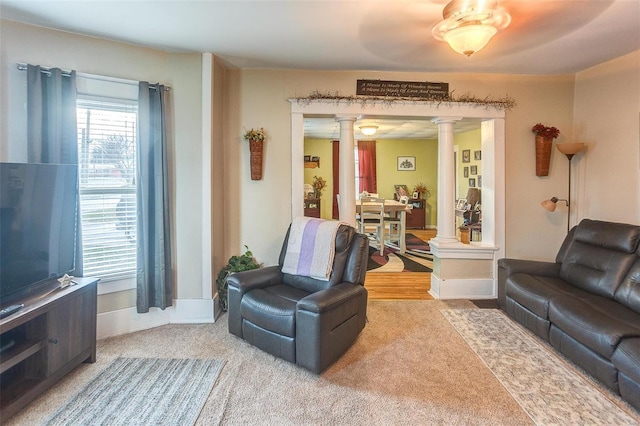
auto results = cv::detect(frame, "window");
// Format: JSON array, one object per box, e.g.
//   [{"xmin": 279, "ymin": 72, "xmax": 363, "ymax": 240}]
[{"xmin": 76, "ymin": 96, "xmax": 137, "ymax": 280}]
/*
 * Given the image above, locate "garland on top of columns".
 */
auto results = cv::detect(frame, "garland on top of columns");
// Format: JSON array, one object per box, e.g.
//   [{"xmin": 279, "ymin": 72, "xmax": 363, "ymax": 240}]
[{"xmin": 295, "ymin": 90, "xmax": 516, "ymax": 111}]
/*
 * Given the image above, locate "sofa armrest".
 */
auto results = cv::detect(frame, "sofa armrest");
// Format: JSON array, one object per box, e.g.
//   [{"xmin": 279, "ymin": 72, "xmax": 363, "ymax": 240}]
[
  {"xmin": 297, "ymin": 283, "xmax": 365, "ymax": 314},
  {"xmin": 497, "ymin": 258, "xmax": 561, "ymax": 310},
  {"xmin": 498, "ymin": 258, "xmax": 561, "ymax": 277},
  {"xmin": 227, "ymin": 265, "xmax": 282, "ymax": 337}
]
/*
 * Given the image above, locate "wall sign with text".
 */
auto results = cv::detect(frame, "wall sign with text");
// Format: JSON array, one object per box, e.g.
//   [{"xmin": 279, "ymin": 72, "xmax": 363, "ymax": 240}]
[{"xmin": 356, "ymin": 79, "xmax": 449, "ymax": 98}]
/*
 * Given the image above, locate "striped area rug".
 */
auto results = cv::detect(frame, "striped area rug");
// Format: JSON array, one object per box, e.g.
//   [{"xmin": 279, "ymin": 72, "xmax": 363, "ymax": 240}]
[
  {"xmin": 44, "ymin": 357, "xmax": 225, "ymax": 426},
  {"xmin": 441, "ymin": 309, "xmax": 639, "ymax": 425}
]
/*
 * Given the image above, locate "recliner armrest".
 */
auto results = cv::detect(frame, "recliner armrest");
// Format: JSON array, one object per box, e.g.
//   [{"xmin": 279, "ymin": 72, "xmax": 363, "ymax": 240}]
[
  {"xmin": 227, "ymin": 265, "xmax": 283, "ymax": 295},
  {"xmin": 297, "ymin": 283, "xmax": 365, "ymax": 314}
]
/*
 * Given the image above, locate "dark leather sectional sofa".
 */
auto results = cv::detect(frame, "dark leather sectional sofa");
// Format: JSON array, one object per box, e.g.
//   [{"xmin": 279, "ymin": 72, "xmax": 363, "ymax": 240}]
[{"xmin": 498, "ymin": 219, "xmax": 640, "ymax": 411}]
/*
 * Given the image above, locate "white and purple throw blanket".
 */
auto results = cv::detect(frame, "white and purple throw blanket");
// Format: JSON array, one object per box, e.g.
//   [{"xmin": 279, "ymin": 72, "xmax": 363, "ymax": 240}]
[{"xmin": 282, "ymin": 217, "xmax": 345, "ymax": 281}]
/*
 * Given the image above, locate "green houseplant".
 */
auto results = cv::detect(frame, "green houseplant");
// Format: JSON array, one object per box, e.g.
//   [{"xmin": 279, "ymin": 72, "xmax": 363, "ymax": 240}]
[{"xmin": 216, "ymin": 246, "xmax": 260, "ymax": 311}]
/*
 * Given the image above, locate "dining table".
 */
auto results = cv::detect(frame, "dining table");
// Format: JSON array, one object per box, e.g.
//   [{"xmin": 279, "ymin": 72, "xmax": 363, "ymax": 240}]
[{"xmin": 355, "ymin": 199, "xmax": 413, "ymax": 253}]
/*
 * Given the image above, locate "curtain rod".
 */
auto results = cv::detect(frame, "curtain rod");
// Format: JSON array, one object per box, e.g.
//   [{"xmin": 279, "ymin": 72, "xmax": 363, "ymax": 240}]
[{"xmin": 16, "ymin": 63, "xmax": 170, "ymax": 90}]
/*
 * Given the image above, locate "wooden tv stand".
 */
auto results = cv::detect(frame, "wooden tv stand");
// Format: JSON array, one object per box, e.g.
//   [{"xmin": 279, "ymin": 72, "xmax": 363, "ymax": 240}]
[{"xmin": 0, "ymin": 277, "xmax": 98, "ymax": 420}]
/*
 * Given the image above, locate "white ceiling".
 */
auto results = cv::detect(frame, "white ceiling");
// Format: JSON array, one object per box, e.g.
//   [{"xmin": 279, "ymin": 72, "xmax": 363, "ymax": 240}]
[{"xmin": 1, "ymin": 0, "xmax": 638, "ymax": 139}]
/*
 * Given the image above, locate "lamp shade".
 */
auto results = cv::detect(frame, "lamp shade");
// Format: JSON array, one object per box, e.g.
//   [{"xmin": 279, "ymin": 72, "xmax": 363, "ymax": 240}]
[
  {"xmin": 556, "ymin": 143, "xmax": 585, "ymax": 156},
  {"xmin": 442, "ymin": 23, "xmax": 498, "ymax": 56},
  {"xmin": 359, "ymin": 125, "xmax": 378, "ymax": 136},
  {"xmin": 541, "ymin": 199, "xmax": 558, "ymax": 212}
]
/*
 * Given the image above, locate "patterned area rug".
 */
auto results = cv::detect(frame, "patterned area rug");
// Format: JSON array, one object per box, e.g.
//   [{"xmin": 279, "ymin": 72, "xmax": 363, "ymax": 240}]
[
  {"xmin": 44, "ymin": 357, "xmax": 225, "ymax": 425},
  {"xmin": 367, "ymin": 233, "xmax": 433, "ymax": 273},
  {"xmin": 441, "ymin": 309, "xmax": 639, "ymax": 425}
]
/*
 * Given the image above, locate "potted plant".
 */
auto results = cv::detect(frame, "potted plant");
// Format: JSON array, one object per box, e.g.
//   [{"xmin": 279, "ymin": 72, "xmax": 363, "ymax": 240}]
[
  {"xmin": 531, "ymin": 123, "xmax": 560, "ymax": 177},
  {"xmin": 244, "ymin": 127, "xmax": 266, "ymax": 180},
  {"xmin": 216, "ymin": 245, "xmax": 261, "ymax": 311},
  {"xmin": 413, "ymin": 182, "xmax": 429, "ymax": 199}
]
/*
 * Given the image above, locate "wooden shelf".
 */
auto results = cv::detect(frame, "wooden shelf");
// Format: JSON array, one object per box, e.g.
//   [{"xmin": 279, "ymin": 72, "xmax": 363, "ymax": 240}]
[
  {"xmin": 0, "ymin": 340, "xmax": 45, "ymax": 374},
  {"xmin": 0, "ymin": 278, "xmax": 98, "ymax": 420},
  {"xmin": 304, "ymin": 160, "xmax": 320, "ymax": 168}
]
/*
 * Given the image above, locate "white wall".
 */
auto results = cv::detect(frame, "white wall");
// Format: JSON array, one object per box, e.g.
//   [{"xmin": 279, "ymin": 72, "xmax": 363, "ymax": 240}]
[
  {"xmin": 573, "ymin": 51, "xmax": 640, "ymax": 225},
  {"xmin": 0, "ymin": 20, "xmax": 205, "ymax": 312}
]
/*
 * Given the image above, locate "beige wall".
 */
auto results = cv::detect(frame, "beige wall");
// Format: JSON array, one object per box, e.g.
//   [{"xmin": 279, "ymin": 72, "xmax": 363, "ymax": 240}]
[
  {"xmin": 224, "ymin": 68, "xmax": 577, "ymax": 263},
  {"xmin": 573, "ymin": 51, "xmax": 640, "ymax": 224},
  {"xmin": 0, "ymin": 21, "xmax": 204, "ymax": 312}
]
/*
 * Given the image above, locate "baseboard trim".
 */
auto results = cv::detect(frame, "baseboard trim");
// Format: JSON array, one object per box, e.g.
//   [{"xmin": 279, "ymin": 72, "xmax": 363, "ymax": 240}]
[
  {"xmin": 97, "ymin": 298, "xmax": 217, "ymax": 340},
  {"xmin": 430, "ymin": 275, "xmax": 496, "ymax": 300}
]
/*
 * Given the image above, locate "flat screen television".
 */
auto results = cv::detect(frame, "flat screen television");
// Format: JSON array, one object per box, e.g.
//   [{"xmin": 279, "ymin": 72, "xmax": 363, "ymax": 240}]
[{"xmin": 0, "ymin": 162, "xmax": 78, "ymax": 306}]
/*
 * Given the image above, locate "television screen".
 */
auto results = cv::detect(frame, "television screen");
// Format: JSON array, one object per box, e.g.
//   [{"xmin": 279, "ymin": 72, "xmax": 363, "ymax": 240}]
[{"xmin": 0, "ymin": 162, "xmax": 78, "ymax": 305}]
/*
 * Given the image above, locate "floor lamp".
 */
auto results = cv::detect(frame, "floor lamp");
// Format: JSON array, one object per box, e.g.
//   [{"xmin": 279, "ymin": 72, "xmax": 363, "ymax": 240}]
[{"xmin": 541, "ymin": 143, "xmax": 585, "ymax": 233}]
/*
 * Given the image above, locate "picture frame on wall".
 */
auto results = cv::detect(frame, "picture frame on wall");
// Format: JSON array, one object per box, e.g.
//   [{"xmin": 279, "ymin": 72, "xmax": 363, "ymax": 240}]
[
  {"xmin": 474, "ymin": 150, "xmax": 482, "ymax": 160},
  {"xmin": 462, "ymin": 150, "xmax": 470, "ymax": 163},
  {"xmin": 469, "ymin": 178, "xmax": 476, "ymax": 187},
  {"xmin": 397, "ymin": 156, "xmax": 416, "ymax": 171},
  {"xmin": 464, "ymin": 167, "xmax": 469, "ymax": 178},
  {"xmin": 478, "ymin": 175, "xmax": 482, "ymax": 187},
  {"xmin": 471, "ymin": 165, "xmax": 477, "ymax": 175},
  {"xmin": 304, "ymin": 155, "xmax": 311, "ymax": 162}
]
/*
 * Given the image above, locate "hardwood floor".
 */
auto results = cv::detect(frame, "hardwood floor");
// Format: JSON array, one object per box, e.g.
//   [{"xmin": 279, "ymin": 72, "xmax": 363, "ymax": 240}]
[{"xmin": 365, "ymin": 229, "xmax": 436, "ymax": 300}]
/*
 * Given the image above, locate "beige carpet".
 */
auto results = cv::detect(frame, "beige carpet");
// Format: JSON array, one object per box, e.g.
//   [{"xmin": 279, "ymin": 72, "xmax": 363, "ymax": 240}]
[{"xmin": 7, "ymin": 299, "xmax": 627, "ymax": 425}]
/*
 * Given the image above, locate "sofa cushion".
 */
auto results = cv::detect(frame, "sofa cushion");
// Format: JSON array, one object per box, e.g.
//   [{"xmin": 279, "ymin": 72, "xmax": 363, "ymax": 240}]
[
  {"xmin": 240, "ymin": 284, "xmax": 310, "ymax": 337},
  {"xmin": 559, "ymin": 219, "xmax": 640, "ymax": 298},
  {"xmin": 548, "ymin": 295, "xmax": 640, "ymax": 359},
  {"xmin": 612, "ymin": 338, "xmax": 640, "ymax": 384},
  {"xmin": 614, "ymin": 256, "xmax": 640, "ymax": 314},
  {"xmin": 505, "ymin": 273, "xmax": 588, "ymax": 319}
]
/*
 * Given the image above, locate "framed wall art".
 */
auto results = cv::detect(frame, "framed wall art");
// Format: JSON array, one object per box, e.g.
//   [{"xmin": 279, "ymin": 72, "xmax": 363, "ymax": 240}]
[
  {"xmin": 462, "ymin": 150, "xmax": 470, "ymax": 163},
  {"xmin": 471, "ymin": 165, "xmax": 477, "ymax": 175},
  {"xmin": 474, "ymin": 150, "xmax": 482, "ymax": 160},
  {"xmin": 397, "ymin": 156, "xmax": 416, "ymax": 171}
]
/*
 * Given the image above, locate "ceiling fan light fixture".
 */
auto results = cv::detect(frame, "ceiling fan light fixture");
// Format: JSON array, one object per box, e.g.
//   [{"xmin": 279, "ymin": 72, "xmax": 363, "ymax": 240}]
[
  {"xmin": 442, "ymin": 23, "xmax": 497, "ymax": 57},
  {"xmin": 432, "ymin": 0, "xmax": 511, "ymax": 57},
  {"xmin": 360, "ymin": 125, "xmax": 378, "ymax": 136}
]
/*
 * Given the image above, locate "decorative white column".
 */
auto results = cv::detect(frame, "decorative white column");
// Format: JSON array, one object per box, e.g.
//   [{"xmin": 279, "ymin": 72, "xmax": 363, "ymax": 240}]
[
  {"xmin": 335, "ymin": 114, "xmax": 358, "ymax": 227},
  {"xmin": 432, "ymin": 117, "xmax": 462, "ymax": 244}
]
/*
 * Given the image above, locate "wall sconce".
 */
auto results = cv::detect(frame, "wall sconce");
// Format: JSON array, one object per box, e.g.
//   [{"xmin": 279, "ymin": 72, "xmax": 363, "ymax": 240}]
[
  {"xmin": 541, "ymin": 143, "xmax": 585, "ymax": 232},
  {"xmin": 359, "ymin": 125, "xmax": 378, "ymax": 136},
  {"xmin": 432, "ymin": 0, "xmax": 511, "ymax": 56}
]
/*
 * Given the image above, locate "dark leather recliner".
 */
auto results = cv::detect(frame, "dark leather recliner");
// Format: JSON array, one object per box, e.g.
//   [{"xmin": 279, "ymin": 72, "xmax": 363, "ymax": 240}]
[{"xmin": 227, "ymin": 223, "xmax": 369, "ymax": 373}]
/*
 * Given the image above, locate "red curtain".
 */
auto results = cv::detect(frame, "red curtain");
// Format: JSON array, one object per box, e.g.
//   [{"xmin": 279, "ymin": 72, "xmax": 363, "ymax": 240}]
[
  {"xmin": 332, "ymin": 140, "xmax": 339, "ymax": 219},
  {"xmin": 358, "ymin": 140, "xmax": 377, "ymax": 194}
]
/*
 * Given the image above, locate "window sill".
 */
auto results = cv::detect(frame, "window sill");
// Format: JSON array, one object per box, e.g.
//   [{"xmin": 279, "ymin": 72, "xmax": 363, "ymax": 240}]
[{"xmin": 97, "ymin": 277, "xmax": 136, "ymax": 295}]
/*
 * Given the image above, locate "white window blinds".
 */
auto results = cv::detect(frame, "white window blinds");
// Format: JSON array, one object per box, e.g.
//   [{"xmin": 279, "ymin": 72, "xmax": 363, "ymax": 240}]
[{"xmin": 76, "ymin": 97, "xmax": 138, "ymax": 280}]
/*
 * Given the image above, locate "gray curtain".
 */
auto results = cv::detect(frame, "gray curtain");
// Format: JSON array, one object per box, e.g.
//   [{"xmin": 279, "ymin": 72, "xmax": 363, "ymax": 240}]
[
  {"xmin": 26, "ymin": 64, "xmax": 83, "ymax": 276},
  {"xmin": 136, "ymin": 82, "xmax": 172, "ymax": 313}
]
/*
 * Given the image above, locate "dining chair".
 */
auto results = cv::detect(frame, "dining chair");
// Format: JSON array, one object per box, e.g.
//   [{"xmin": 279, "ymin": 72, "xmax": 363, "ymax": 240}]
[
  {"xmin": 386, "ymin": 196, "xmax": 410, "ymax": 244},
  {"xmin": 358, "ymin": 197, "xmax": 386, "ymax": 255}
]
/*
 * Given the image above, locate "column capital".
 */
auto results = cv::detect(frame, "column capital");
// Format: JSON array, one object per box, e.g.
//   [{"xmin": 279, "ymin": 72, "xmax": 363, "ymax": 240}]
[
  {"xmin": 335, "ymin": 114, "xmax": 359, "ymax": 122},
  {"xmin": 432, "ymin": 117, "xmax": 463, "ymax": 125}
]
